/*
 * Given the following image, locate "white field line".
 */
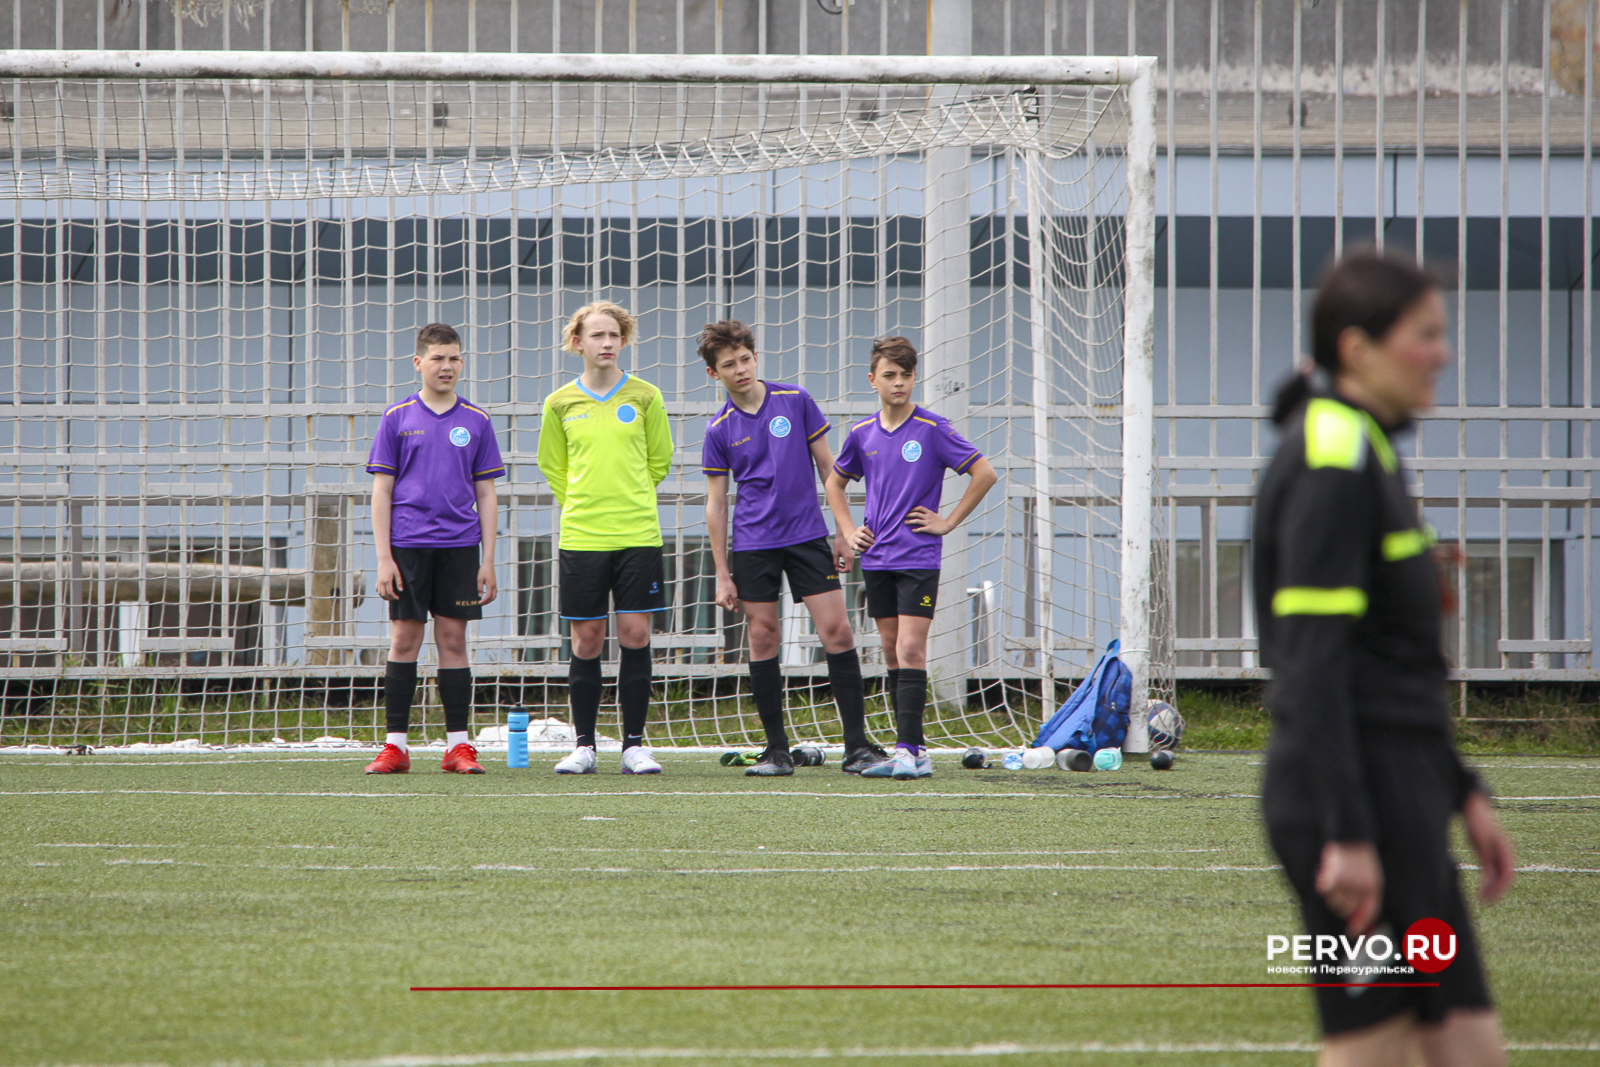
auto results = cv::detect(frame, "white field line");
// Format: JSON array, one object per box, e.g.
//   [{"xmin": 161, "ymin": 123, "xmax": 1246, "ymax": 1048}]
[
  {"xmin": 29, "ymin": 843, "xmax": 1231, "ymax": 857},
  {"xmin": 0, "ymin": 789, "xmax": 1199, "ymax": 799},
  {"xmin": 16, "ymin": 856, "xmax": 1597, "ymax": 876},
  {"xmin": 5, "ymin": 788, "xmax": 1599, "ymax": 802},
  {"xmin": 30, "ymin": 1039, "xmax": 1600, "ymax": 1065}
]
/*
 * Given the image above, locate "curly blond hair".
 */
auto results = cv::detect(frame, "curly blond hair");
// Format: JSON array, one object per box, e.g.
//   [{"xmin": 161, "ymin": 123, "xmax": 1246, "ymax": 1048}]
[{"xmin": 561, "ymin": 300, "xmax": 638, "ymax": 353}]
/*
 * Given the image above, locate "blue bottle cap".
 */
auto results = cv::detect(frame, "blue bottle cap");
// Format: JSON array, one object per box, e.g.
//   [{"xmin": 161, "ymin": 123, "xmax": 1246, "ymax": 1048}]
[{"xmin": 508, "ymin": 710, "xmax": 529, "ymax": 730}]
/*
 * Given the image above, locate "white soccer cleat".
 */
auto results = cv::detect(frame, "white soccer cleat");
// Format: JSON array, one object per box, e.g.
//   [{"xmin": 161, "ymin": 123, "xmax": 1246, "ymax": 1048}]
[
  {"xmin": 554, "ymin": 745, "xmax": 597, "ymax": 775},
  {"xmin": 620, "ymin": 747, "xmax": 662, "ymax": 775}
]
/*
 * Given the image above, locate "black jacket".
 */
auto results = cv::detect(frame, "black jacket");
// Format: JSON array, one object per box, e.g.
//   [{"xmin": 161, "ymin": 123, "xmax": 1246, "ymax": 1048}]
[{"xmin": 1253, "ymin": 391, "xmax": 1480, "ymax": 842}]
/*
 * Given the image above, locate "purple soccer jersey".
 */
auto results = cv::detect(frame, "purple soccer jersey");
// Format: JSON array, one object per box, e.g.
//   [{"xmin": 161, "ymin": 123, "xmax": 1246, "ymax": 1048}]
[
  {"xmin": 701, "ymin": 382, "xmax": 832, "ymax": 551},
  {"xmin": 366, "ymin": 393, "xmax": 505, "ymax": 547},
  {"xmin": 832, "ymin": 405, "xmax": 983, "ymax": 571}
]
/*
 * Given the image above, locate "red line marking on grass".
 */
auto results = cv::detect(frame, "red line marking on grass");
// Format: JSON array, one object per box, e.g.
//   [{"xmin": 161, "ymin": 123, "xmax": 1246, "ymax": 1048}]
[{"xmin": 411, "ymin": 982, "xmax": 1440, "ymax": 992}]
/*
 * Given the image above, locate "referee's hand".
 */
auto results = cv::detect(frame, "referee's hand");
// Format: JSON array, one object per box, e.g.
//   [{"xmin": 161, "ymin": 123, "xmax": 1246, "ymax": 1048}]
[
  {"xmin": 1315, "ymin": 841, "xmax": 1383, "ymax": 935},
  {"xmin": 1462, "ymin": 791, "xmax": 1516, "ymax": 904}
]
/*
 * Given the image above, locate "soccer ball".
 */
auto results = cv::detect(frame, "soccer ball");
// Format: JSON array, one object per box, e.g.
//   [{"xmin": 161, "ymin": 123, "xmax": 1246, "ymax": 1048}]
[{"xmin": 1147, "ymin": 701, "xmax": 1185, "ymax": 751}]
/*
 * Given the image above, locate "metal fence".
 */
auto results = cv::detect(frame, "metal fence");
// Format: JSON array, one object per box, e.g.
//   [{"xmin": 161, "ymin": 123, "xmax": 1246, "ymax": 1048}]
[{"xmin": 1, "ymin": 0, "xmax": 1594, "ymax": 691}]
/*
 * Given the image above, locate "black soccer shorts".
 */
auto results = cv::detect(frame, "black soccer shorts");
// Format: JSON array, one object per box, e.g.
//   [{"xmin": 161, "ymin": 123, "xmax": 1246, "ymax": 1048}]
[
  {"xmin": 729, "ymin": 536, "xmax": 842, "ymax": 603},
  {"xmin": 1265, "ymin": 729, "xmax": 1493, "ymax": 1036},
  {"xmin": 559, "ymin": 545, "xmax": 668, "ymax": 620},
  {"xmin": 388, "ymin": 545, "xmax": 484, "ymax": 621},
  {"xmin": 862, "ymin": 568, "xmax": 940, "ymax": 619}
]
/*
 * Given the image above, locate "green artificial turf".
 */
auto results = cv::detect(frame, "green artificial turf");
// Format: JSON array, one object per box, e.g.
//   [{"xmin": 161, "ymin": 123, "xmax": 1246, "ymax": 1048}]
[{"xmin": 0, "ymin": 750, "xmax": 1596, "ymax": 1066}]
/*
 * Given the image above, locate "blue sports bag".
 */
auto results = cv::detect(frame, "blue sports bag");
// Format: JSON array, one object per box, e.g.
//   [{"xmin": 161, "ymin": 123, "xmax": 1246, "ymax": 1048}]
[{"xmin": 1032, "ymin": 639, "xmax": 1132, "ymax": 753}]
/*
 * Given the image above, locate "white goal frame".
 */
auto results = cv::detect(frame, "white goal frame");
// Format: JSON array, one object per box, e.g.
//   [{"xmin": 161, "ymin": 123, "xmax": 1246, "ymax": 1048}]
[{"xmin": 0, "ymin": 49, "xmax": 1158, "ymax": 751}]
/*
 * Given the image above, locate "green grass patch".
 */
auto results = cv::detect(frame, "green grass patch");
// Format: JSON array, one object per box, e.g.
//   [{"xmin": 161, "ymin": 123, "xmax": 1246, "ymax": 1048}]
[{"xmin": 0, "ymin": 751, "xmax": 1595, "ymax": 1065}]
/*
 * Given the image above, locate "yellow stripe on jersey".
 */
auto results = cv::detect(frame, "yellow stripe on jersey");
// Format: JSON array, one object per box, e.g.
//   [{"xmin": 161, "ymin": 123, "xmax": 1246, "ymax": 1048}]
[
  {"xmin": 1382, "ymin": 525, "xmax": 1435, "ymax": 562},
  {"xmin": 1304, "ymin": 399, "xmax": 1366, "ymax": 470},
  {"xmin": 1272, "ymin": 586, "xmax": 1369, "ymax": 617}
]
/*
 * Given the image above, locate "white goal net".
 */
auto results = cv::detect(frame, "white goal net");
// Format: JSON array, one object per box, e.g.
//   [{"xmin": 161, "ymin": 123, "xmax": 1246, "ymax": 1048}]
[{"xmin": 0, "ymin": 51, "xmax": 1165, "ymax": 751}]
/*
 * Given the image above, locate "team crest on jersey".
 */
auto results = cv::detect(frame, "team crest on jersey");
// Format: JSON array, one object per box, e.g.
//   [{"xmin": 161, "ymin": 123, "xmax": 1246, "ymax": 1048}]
[
  {"xmin": 769, "ymin": 415, "xmax": 792, "ymax": 438},
  {"xmin": 616, "ymin": 403, "xmax": 638, "ymax": 424},
  {"xmin": 449, "ymin": 427, "xmax": 472, "ymax": 447},
  {"xmin": 901, "ymin": 440, "xmax": 923, "ymax": 462}
]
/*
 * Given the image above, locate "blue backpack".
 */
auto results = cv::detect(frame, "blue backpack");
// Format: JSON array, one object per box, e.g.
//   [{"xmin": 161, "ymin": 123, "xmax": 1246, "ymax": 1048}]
[{"xmin": 1033, "ymin": 640, "xmax": 1132, "ymax": 753}]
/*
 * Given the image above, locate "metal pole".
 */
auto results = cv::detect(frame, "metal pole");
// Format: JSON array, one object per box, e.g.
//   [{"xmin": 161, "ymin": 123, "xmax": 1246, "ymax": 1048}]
[
  {"xmin": 1119, "ymin": 58, "xmax": 1157, "ymax": 754},
  {"xmin": 921, "ymin": 0, "xmax": 972, "ymax": 710}
]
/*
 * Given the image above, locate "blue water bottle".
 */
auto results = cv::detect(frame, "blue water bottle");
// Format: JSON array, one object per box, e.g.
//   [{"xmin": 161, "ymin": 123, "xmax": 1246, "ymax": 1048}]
[{"xmin": 507, "ymin": 706, "xmax": 529, "ymax": 769}]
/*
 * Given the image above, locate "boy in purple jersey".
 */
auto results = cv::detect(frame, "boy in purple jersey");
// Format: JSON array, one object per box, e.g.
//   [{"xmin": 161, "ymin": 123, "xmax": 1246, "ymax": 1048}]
[
  {"xmin": 362, "ymin": 323, "xmax": 504, "ymax": 776},
  {"xmin": 824, "ymin": 336, "xmax": 998, "ymax": 780},
  {"xmin": 699, "ymin": 321, "xmax": 890, "ymax": 777}
]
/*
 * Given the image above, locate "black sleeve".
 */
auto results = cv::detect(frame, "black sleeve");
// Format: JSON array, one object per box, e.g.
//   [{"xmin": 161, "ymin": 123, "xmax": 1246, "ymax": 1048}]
[
  {"xmin": 1450, "ymin": 749, "xmax": 1485, "ymax": 810},
  {"xmin": 1270, "ymin": 463, "xmax": 1377, "ymax": 843}
]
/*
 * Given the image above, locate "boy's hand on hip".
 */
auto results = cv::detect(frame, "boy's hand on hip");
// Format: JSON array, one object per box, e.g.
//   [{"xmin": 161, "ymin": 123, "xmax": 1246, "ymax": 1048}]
[
  {"xmin": 376, "ymin": 559, "xmax": 403, "ymax": 601},
  {"xmin": 477, "ymin": 563, "xmax": 498, "ymax": 607},
  {"xmin": 846, "ymin": 525, "xmax": 875, "ymax": 553},
  {"xmin": 905, "ymin": 507, "xmax": 953, "ymax": 536}
]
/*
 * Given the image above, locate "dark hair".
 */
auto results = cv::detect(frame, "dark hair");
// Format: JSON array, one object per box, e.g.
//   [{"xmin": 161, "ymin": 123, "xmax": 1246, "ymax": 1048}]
[
  {"xmin": 415, "ymin": 322, "xmax": 461, "ymax": 357},
  {"xmin": 869, "ymin": 336, "xmax": 918, "ymax": 374},
  {"xmin": 1271, "ymin": 249, "xmax": 1439, "ymax": 423},
  {"xmin": 697, "ymin": 320, "xmax": 757, "ymax": 369}
]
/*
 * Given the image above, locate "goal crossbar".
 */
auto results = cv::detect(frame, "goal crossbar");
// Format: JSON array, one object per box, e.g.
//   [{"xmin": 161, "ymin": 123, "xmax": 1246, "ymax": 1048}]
[{"xmin": 0, "ymin": 49, "xmax": 1153, "ymax": 86}]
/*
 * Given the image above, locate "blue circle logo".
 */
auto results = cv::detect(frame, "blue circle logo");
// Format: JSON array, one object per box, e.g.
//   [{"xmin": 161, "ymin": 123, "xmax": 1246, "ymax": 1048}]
[
  {"xmin": 901, "ymin": 440, "xmax": 923, "ymax": 462},
  {"xmin": 616, "ymin": 404, "xmax": 638, "ymax": 424},
  {"xmin": 769, "ymin": 416, "xmax": 792, "ymax": 438},
  {"xmin": 449, "ymin": 426, "xmax": 471, "ymax": 447}
]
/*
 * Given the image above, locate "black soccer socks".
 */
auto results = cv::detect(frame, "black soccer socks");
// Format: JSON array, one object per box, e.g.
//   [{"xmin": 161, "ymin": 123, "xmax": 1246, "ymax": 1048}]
[
  {"xmin": 569, "ymin": 653, "xmax": 603, "ymax": 750},
  {"xmin": 437, "ymin": 667, "xmax": 473, "ymax": 735},
  {"xmin": 384, "ymin": 660, "xmax": 419, "ymax": 735},
  {"xmin": 824, "ymin": 648, "xmax": 869, "ymax": 751},
  {"xmin": 748, "ymin": 656, "xmax": 789, "ymax": 752},
  {"xmin": 885, "ymin": 667, "xmax": 903, "ymax": 719},
  {"xmin": 895, "ymin": 667, "xmax": 928, "ymax": 749},
  {"xmin": 618, "ymin": 644, "xmax": 652, "ymax": 751}
]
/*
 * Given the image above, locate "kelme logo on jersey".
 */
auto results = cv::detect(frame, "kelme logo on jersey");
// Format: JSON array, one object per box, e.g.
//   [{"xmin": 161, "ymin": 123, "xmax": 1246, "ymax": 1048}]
[
  {"xmin": 769, "ymin": 415, "xmax": 792, "ymax": 438},
  {"xmin": 616, "ymin": 404, "xmax": 638, "ymax": 424},
  {"xmin": 901, "ymin": 440, "xmax": 923, "ymax": 462},
  {"xmin": 449, "ymin": 427, "xmax": 472, "ymax": 447}
]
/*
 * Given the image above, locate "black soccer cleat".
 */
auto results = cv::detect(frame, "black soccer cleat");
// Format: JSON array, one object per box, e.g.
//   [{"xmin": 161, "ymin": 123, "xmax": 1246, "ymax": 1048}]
[
  {"xmin": 745, "ymin": 746, "xmax": 795, "ymax": 777},
  {"xmin": 840, "ymin": 743, "xmax": 892, "ymax": 775}
]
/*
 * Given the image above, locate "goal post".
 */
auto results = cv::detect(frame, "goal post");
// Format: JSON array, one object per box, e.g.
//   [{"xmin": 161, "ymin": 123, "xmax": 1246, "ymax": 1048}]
[{"xmin": 0, "ymin": 49, "xmax": 1164, "ymax": 751}]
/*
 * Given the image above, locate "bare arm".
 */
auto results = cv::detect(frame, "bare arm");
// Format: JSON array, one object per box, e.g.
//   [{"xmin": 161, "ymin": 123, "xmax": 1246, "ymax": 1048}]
[
  {"xmin": 906, "ymin": 457, "xmax": 1000, "ymax": 536},
  {"xmin": 706, "ymin": 475, "xmax": 738, "ymax": 611},
  {"xmin": 825, "ymin": 469, "xmax": 874, "ymax": 553},
  {"xmin": 372, "ymin": 474, "xmax": 402, "ymax": 601},
  {"xmin": 474, "ymin": 478, "xmax": 499, "ymax": 607},
  {"xmin": 810, "ymin": 436, "xmax": 853, "ymax": 572}
]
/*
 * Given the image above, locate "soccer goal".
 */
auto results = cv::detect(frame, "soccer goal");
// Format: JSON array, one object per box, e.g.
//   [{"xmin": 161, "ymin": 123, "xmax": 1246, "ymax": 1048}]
[{"xmin": 0, "ymin": 49, "xmax": 1165, "ymax": 752}]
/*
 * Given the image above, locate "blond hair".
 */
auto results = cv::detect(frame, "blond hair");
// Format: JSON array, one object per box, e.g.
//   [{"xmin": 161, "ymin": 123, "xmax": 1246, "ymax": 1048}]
[{"xmin": 562, "ymin": 300, "xmax": 638, "ymax": 353}]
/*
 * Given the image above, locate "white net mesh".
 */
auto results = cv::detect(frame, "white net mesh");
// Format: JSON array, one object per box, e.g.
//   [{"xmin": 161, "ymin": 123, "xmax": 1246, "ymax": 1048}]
[{"xmin": 0, "ymin": 71, "xmax": 1167, "ymax": 748}]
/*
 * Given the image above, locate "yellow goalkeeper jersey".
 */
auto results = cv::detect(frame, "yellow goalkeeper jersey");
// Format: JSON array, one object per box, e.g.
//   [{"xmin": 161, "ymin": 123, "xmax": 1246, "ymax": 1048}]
[{"xmin": 537, "ymin": 372, "xmax": 674, "ymax": 550}]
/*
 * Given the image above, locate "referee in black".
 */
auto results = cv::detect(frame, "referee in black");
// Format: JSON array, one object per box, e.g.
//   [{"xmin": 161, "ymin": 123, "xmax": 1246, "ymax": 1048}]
[{"xmin": 1255, "ymin": 251, "xmax": 1516, "ymax": 1067}]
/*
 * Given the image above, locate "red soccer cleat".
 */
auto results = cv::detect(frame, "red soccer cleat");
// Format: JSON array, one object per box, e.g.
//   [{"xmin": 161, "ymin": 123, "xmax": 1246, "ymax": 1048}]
[
  {"xmin": 364, "ymin": 743, "xmax": 411, "ymax": 775},
  {"xmin": 442, "ymin": 743, "xmax": 487, "ymax": 774}
]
